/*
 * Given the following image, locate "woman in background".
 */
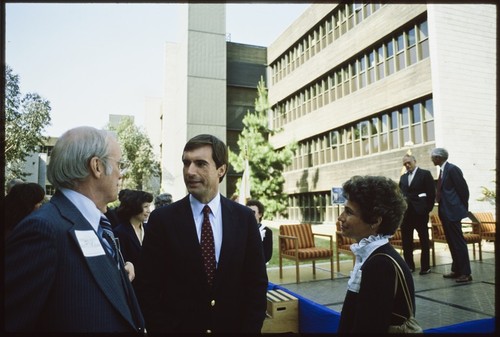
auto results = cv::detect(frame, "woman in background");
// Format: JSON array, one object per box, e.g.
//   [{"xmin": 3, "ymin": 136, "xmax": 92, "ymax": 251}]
[
  {"xmin": 113, "ymin": 190, "xmax": 153, "ymax": 275},
  {"xmin": 4, "ymin": 182, "xmax": 46, "ymax": 239},
  {"xmin": 337, "ymin": 175, "xmax": 415, "ymax": 333}
]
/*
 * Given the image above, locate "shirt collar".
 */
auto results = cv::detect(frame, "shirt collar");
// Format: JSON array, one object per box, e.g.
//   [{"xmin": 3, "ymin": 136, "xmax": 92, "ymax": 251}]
[
  {"xmin": 60, "ymin": 188, "xmax": 103, "ymax": 232},
  {"xmin": 189, "ymin": 193, "xmax": 221, "ymax": 217}
]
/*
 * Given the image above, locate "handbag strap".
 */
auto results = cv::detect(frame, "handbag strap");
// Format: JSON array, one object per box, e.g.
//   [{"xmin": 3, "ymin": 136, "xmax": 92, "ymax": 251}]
[{"xmin": 371, "ymin": 253, "xmax": 414, "ymax": 317}]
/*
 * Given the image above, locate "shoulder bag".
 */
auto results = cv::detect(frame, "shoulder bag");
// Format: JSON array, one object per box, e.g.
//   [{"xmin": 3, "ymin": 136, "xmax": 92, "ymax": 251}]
[{"xmin": 372, "ymin": 253, "xmax": 423, "ymax": 333}]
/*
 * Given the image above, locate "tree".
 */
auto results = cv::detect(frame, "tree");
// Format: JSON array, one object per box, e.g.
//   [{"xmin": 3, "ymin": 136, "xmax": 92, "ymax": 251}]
[
  {"xmin": 4, "ymin": 65, "xmax": 52, "ymax": 182},
  {"xmin": 109, "ymin": 117, "xmax": 160, "ymax": 194},
  {"xmin": 229, "ymin": 77, "xmax": 297, "ymax": 218}
]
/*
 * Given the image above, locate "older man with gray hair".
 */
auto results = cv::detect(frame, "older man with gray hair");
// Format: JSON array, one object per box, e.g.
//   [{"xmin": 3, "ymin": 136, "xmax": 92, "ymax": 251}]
[
  {"xmin": 5, "ymin": 126, "xmax": 145, "ymax": 333},
  {"xmin": 431, "ymin": 147, "xmax": 472, "ymax": 283}
]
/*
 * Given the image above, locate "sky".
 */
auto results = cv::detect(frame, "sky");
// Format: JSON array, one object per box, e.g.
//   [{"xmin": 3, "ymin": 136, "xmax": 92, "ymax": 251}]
[{"xmin": 5, "ymin": 3, "xmax": 310, "ymax": 137}]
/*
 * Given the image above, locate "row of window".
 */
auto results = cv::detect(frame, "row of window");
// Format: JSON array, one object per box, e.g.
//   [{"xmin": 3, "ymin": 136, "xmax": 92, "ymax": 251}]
[
  {"xmin": 283, "ymin": 191, "xmax": 337, "ymax": 223},
  {"xmin": 287, "ymin": 97, "xmax": 434, "ymax": 171},
  {"xmin": 271, "ymin": 17, "xmax": 429, "ymax": 129},
  {"xmin": 271, "ymin": 2, "xmax": 385, "ymax": 85}
]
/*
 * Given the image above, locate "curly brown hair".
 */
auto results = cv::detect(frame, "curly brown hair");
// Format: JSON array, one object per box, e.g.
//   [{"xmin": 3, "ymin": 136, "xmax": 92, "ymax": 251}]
[{"xmin": 342, "ymin": 175, "xmax": 407, "ymax": 235}]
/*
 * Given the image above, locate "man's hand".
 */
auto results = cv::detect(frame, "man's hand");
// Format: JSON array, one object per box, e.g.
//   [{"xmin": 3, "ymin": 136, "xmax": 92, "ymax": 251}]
[{"xmin": 124, "ymin": 261, "xmax": 135, "ymax": 282}]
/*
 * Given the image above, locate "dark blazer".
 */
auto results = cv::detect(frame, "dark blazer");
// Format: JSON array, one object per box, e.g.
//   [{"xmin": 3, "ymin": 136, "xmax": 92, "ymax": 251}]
[
  {"xmin": 4, "ymin": 191, "xmax": 144, "ymax": 333},
  {"xmin": 438, "ymin": 162, "xmax": 469, "ymax": 221},
  {"xmin": 399, "ymin": 167, "xmax": 436, "ymax": 215},
  {"xmin": 114, "ymin": 221, "xmax": 147, "ymax": 269},
  {"xmin": 338, "ymin": 243, "xmax": 416, "ymax": 333},
  {"xmin": 259, "ymin": 224, "xmax": 273, "ymax": 263},
  {"xmin": 135, "ymin": 195, "xmax": 268, "ymax": 333}
]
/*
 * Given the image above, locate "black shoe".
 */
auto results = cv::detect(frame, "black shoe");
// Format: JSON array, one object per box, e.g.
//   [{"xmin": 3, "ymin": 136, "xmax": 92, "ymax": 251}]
[
  {"xmin": 419, "ymin": 269, "xmax": 431, "ymax": 275},
  {"xmin": 456, "ymin": 275, "xmax": 472, "ymax": 283},
  {"xmin": 443, "ymin": 272, "xmax": 459, "ymax": 279}
]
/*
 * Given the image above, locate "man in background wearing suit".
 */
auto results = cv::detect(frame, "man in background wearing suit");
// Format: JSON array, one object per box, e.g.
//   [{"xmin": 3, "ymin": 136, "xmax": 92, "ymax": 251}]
[
  {"xmin": 431, "ymin": 147, "xmax": 472, "ymax": 283},
  {"xmin": 135, "ymin": 134, "xmax": 268, "ymax": 334},
  {"xmin": 246, "ymin": 199, "xmax": 273, "ymax": 264},
  {"xmin": 398, "ymin": 154, "xmax": 436, "ymax": 275},
  {"xmin": 5, "ymin": 126, "xmax": 144, "ymax": 333}
]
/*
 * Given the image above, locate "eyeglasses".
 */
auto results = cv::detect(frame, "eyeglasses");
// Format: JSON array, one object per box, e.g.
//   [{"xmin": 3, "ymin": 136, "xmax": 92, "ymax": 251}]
[{"xmin": 102, "ymin": 157, "xmax": 130, "ymax": 173}]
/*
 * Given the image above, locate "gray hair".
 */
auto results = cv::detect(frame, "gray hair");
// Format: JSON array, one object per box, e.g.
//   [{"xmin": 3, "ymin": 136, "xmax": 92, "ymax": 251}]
[
  {"xmin": 154, "ymin": 193, "xmax": 173, "ymax": 208},
  {"xmin": 431, "ymin": 147, "xmax": 449, "ymax": 160},
  {"xmin": 47, "ymin": 126, "xmax": 115, "ymax": 190}
]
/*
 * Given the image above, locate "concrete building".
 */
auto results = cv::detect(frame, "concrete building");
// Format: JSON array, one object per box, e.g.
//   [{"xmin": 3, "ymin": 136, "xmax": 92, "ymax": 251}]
[
  {"xmin": 147, "ymin": 4, "xmax": 267, "ymax": 201},
  {"xmin": 267, "ymin": 3, "xmax": 496, "ymax": 223}
]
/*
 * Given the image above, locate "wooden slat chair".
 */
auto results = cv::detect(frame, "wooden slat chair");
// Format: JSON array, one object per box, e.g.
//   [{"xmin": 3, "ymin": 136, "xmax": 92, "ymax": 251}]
[
  {"xmin": 335, "ymin": 221, "xmax": 355, "ymax": 272},
  {"xmin": 469, "ymin": 211, "xmax": 496, "ymax": 243},
  {"xmin": 430, "ymin": 213, "xmax": 482, "ymax": 261},
  {"xmin": 389, "ymin": 228, "xmax": 436, "ymax": 267},
  {"xmin": 279, "ymin": 224, "xmax": 334, "ymax": 283}
]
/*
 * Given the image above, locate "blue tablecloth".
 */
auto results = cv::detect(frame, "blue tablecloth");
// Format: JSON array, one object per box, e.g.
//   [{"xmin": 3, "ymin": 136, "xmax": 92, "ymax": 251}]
[{"xmin": 268, "ymin": 282, "xmax": 495, "ymax": 334}]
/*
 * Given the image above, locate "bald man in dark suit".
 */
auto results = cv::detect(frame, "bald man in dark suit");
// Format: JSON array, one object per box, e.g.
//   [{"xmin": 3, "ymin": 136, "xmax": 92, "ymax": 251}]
[
  {"xmin": 399, "ymin": 154, "xmax": 436, "ymax": 275},
  {"xmin": 431, "ymin": 147, "xmax": 472, "ymax": 283}
]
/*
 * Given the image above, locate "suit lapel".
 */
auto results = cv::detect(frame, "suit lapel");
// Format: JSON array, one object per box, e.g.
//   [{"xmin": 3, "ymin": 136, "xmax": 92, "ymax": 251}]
[
  {"xmin": 218, "ymin": 198, "xmax": 239, "ymax": 275},
  {"xmin": 174, "ymin": 197, "xmax": 207, "ymax": 275},
  {"xmin": 53, "ymin": 193, "xmax": 137, "ymax": 328}
]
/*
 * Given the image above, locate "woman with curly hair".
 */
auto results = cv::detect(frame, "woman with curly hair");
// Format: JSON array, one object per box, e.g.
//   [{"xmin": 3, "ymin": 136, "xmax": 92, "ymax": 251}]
[
  {"xmin": 113, "ymin": 190, "xmax": 153, "ymax": 276},
  {"xmin": 337, "ymin": 175, "xmax": 418, "ymax": 333}
]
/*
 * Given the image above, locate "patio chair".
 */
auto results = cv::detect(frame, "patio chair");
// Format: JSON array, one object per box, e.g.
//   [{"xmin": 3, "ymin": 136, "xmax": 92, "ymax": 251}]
[
  {"xmin": 430, "ymin": 213, "xmax": 482, "ymax": 261},
  {"xmin": 389, "ymin": 227, "xmax": 436, "ymax": 266},
  {"xmin": 468, "ymin": 211, "xmax": 496, "ymax": 244},
  {"xmin": 279, "ymin": 223, "xmax": 334, "ymax": 283}
]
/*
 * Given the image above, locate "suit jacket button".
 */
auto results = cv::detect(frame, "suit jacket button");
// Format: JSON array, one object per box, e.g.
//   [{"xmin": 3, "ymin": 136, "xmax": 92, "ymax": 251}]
[{"xmin": 211, "ymin": 299, "xmax": 216, "ymax": 306}]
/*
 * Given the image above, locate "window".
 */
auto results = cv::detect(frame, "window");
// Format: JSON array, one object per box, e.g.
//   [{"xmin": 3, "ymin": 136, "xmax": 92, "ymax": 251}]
[
  {"xmin": 351, "ymin": 60, "xmax": 358, "ymax": 92},
  {"xmin": 377, "ymin": 46, "xmax": 385, "ymax": 80},
  {"xmin": 370, "ymin": 117, "xmax": 380, "ymax": 153},
  {"xmin": 343, "ymin": 66, "xmax": 350, "ymax": 95},
  {"xmin": 396, "ymin": 33, "xmax": 405, "ymax": 70},
  {"xmin": 407, "ymin": 27, "xmax": 417, "ymax": 65},
  {"xmin": 359, "ymin": 55, "xmax": 367, "ymax": 88},
  {"xmin": 411, "ymin": 103, "xmax": 422, "ymax": 144},
  {"xmin": 390, "ymin": 110, "xmax": 399, "ymax": 149},
  {"xmin": 386, "ymin": 40, "xmax": 395, "ymax": 75},
  {"xmin": 401, "ymin": 107, "xmax": 410, "ymax": 145},
  {"xmin": 380, "ymin": 114, "xmax": 389, "ymax": 151},
  {"xmin": 368, "ymin": 50, "xmax": 376, "ymax": 84},
  {"xmin": 423, "ymin": 98, "xmax": 435, "ymax": 141},
  {"xmin": 336, "ymin": 71, "xmax": 343, "ymax": 99},
  {"xmin": 419, "ymin": 21, "xmax": 429, "ymax": 59}
]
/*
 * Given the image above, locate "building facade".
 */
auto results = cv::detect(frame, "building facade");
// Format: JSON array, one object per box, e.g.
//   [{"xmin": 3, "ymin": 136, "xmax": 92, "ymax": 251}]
[
  {"xmin": 267, "ymin": 3, "xmax": 496, "ymax": 223},
  {"xmin": 147, "ymin": 4, "xmax": 267, "ymax": 201}
]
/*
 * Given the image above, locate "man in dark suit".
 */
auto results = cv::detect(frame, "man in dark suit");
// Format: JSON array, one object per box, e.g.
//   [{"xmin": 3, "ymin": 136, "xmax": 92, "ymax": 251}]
[
  {"xmin": 398, "ymin": 154, "xmax": 436, "ymax": 275},
  {"xmin": 246, "ymin": 199, "xmax": 273, "ymax": 263},
  {"xmin": 135, "ymin": 134, "xmax": 268, "ymax": 333},
  {"xmin": 431, "ymin": 147, "xmax": 472, "ymax": 283},
  {"xmin": 5, "ymin": 126, "xmax": 145, "ymax": 333}
]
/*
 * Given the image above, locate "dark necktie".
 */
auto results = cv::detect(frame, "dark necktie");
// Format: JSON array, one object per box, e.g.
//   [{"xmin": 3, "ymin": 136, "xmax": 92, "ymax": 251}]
[
  {"xmin": 100, "ymin": 216, "xmax": 144, "ymax": 331},
  {"xmin": 201, "ymin": 205, "xmax": 216, "ymax": 286},
  {"xmin": 100, "ymin": 216, "xmax": 123, "ymax": 267},
  {"xmin": 436, "ymin": 169, "xmax": 442, "ymax": 202}
]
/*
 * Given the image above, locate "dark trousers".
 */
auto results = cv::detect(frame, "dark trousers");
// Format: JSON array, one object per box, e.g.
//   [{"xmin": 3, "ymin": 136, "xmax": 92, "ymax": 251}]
[
  {"xmin": 401, "ymin": 208, "xmax": 430, "ymax": 271},
  {"xmin": 439, "ymin": 210, "xmax": 472, "ymax": 276}
]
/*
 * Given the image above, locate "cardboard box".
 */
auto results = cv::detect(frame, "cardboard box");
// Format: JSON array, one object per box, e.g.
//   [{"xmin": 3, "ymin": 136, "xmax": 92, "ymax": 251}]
[{"xmin": 261, "ymin": 289, "xmax": 299, "ymax": 333}]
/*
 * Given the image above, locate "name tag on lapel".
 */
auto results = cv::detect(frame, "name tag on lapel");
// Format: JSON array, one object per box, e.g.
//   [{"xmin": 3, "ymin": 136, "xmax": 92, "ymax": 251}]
[{"xmin": 75, "ymin": 230, "xmax": 106, "ymax": 257}]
